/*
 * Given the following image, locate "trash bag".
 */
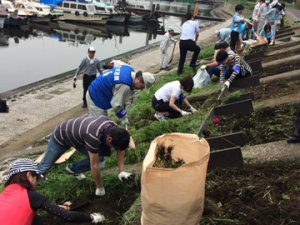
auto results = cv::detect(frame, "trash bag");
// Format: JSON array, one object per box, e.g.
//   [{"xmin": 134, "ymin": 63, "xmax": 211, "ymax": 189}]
[
  {"xmin": 0, "ymin": 99, "xmax": 8, "ymax": 113},
  {"xmin": 193, "ymin": 68, "xmax": 211, "ymax": 89},
  {"xmin": 141, "ymin": 133, "xmax": 210, "ymax": 225}
]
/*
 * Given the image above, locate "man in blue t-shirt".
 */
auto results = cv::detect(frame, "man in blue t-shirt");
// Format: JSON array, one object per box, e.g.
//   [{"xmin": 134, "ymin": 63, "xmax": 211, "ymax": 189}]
[{"xmin": 86, "ymin": 65, "xmax": 155, "ymax": 126}]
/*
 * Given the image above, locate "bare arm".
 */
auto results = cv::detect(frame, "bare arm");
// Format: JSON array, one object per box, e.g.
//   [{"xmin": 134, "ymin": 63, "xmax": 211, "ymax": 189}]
[
  {"xmin": 169, "ymin": 96, "xmax": 182, "ymax": 113},
  {"xmin": 182, "ymin": 98, "xmax": 191, "ymax": 108},
  {"xmin": 195, "ymin": 31, "xmax": 199, "ymax": 42},
  {"xmin": 116, "ymin": 150, "xmax": 125, "ymax": 173},
  {"xmin": 243, "ymin": 18, "xmax": 254, "ymax": 27},
  {"xmin": 88, "ymin": 151, "xmax": 103, "ymax": 188},
  {"xmin": 206, "ymin": 61, "xmax": 219, "ymax": 67}
]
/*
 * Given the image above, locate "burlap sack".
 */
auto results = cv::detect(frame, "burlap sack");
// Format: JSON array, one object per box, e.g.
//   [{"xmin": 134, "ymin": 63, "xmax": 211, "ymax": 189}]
[
  {"xmin": 141, "ymin": 133, "xmax": 210, "ymax": 225},
  {"xmin": 250, "ymin": 36, "xmax": 268, "ymax": 48}
]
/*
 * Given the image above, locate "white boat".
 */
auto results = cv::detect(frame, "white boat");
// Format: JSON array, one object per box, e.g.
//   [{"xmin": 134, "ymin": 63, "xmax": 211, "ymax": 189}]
[
  {"xmin": 41, "ymin": 0, "xmax": 111, "ymax": 25},
  {"xmin": 14, "ymin": 0, "xmax": 52, "ymax": 22},
  {"xmin": 29, "ymin": 1, "xmax": 63, "ymax": 21},
  {"xmin": 2, "ymin": 0, "xmax": 35, "ymax": 19}
]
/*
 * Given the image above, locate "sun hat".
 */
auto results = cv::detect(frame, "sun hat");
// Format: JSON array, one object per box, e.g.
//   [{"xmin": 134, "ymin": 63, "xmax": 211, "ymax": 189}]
[
  {"xmin": 142, "ymin": 72, "xmax": 155, "ymax": 94},
  {"xmin": 215, "ymin": 30, "xmax": 219, "ymax": 38},
  {"xmin": 5, "ymin": 158, "xmax": 46, "ymax": 184},
  {"xmin": 88, "ymin": 46, "xmax": 96, "ymax": 52},
  {"xmin": 265, "ymin": 0, "xmax": 270, "ymax": 3},
  {"xmin": 168, "ymin": 26, "xmax": 175, "ymax": 31}
]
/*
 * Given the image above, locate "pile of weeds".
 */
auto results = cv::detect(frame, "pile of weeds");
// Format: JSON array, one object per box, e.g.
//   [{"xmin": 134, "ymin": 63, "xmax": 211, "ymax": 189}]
[
  {"xmin": 221, "ymin": 90, "xmax": 243, "ymax": 105},
  {"xmin": 153, "ymin": 144, "xmax": 185, "ymax": 168}
]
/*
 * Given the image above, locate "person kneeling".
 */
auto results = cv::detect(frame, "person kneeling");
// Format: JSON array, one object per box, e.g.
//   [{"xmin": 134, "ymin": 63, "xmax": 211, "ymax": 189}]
[
  {"xmin": 152, "ymin": 76, "xmax": 197, "ymax": 121},
  {"xmin": 216, "ymin": 51, "xmax": 252, "ymax": 89},
  {"xmin": 262, "ymin": 24, "xmax": 275, "ymax": 45}
]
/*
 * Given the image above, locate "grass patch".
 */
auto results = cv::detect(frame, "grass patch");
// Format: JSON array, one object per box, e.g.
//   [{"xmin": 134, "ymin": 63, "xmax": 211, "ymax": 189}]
[
  {"xmin": 119, "ymin": 196, "xmax": 141, "ymax": 225},
  {"xmin": 198, "ymin": 44, "xmax": 215, "ymax": 59}
]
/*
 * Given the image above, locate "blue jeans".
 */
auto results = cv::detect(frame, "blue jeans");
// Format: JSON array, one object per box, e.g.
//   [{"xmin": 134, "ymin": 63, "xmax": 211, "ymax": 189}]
[
  {"xmin": 37, "ymin": 136, "xmax": 104, "ymax": 175},
  {"xmin": 206, "ymin": 67, "xmax": 233, "ymax": 79}
]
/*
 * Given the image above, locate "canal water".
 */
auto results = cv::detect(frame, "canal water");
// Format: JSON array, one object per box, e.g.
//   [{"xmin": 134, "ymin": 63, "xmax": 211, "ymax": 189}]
[{"xmin": 0, "ymin": 1, "xmax": 218, "ymax": 93}]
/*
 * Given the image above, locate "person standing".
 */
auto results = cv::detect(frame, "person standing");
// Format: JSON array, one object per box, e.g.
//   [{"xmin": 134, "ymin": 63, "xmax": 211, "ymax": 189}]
[
  {"xmin": 160, "ymin": 26, "xmax": 176, "ymax": 70},
  {"xmin": 1, "ymin": 158, "xmax": 105, "ymax": 225},
  {"xmin": 252, "ymin": 0, "xmax": 265, "ymax": 32},
  {"xmin": 74, "ymin": 47, "xmax": 103, "ymax": 108},
  {"xmin": 230, "ymin": 4, "xmax": 254, "ymax": 53},
  {"xmin": 86, "ymin": 65, "xmax": 155, "ymax": 126},
  {"xmin": 37, "ymin": 116, "xmax": 132, "ymax": 197},
  {"xmin": 178, "ymin": 13, "xmax": 201, "ymax": 75},
  {"xmin": 257, "ymin": 0, "xmax": 271, "ymax": 35}
]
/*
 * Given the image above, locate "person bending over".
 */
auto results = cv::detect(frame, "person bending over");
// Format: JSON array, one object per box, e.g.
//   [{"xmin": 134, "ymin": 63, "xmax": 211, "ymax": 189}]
[
  {"xmin": 200, "ymin": 42, "xmax": 236, "ymax": 78},
  {"xmin": 254, "ymin": 23, "xmax": 275, "ymax": 45},
  {"xmin": 152, "ymin": 76, "xmax": 197, "ymax": 121},
  {"xmin": 216, "ymin": 51, "xmax": 252, "ymax": 89},
  {"xmin": 0, "ymin": 158, "xmax": 104, "ymax": 225}
]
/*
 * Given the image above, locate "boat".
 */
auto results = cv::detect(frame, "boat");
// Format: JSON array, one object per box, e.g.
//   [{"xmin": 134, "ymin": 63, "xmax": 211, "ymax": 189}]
[
  {"xmin": 2, "ymin": 0, "xmax": 35, "ymax": 20},
  {"xmin": 14, "ymin": 0, "xmax": 52, "ymax": 23},
  {"xmin": 2, "ymin": 1, "xmax": 30, "ymax": 26},
  {"xmin": 41, "ymin": 0, "xmax": 111, "ymax": 25},
  {"xmin": 127, "ymin": 12, "xmax": 142, "ymax": 24},
  {"xmin": 28, "ymin": 1, "xmax": 63, "ymax": 21},
  {"xmin": 90, "ymin": 0, "xmax": 130, "ymax": 24},
  {"xmin": 0, "ymin": 4, "xmax": 9, "ymax": 29}
]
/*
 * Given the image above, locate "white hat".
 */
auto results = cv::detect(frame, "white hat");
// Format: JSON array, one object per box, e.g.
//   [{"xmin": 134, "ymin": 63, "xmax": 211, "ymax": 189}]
[
  {"xmin": 88, "ymin": 46, "xmax": 96, "ymax": 52},
  {"xmin": 265, "ymin": 0, "xmax": 270, "ymax": 3},
  {"xmin": 215, "ymin": 30, "xmax": 219, "ymax": 38},
  {"xmin": 168, "ymin": 26, "xmax": 175, "ymax": 31},
  {"xmin": 142, "ymin": 72, "xmax": 155, "ymax": 94}
]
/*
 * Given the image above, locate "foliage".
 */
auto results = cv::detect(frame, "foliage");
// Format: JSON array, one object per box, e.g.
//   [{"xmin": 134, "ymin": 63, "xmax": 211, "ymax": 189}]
[
  {"xmin": 120, "ymin": 197, "xmax": 142, "ymax": 225},
  {"xmin": 153, "ymin": 144, "xmax": 185, "ymax": 168},
  {"xmin": 222, "ymin": 90, "xmax": 243, "ymax": 105},
  {"xmin": 198, "ymin": 44, "xmax": 215, "ymax": 59}
]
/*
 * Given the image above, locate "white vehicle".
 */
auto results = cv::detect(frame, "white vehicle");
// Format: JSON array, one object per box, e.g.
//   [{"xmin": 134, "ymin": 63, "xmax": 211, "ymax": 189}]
[{"xmin": 14, "ymin": 0, "xmax": 52, "ymax": 22}]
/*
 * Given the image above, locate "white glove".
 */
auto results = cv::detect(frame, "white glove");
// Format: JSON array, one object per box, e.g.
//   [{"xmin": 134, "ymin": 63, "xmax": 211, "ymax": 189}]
[
  {"xmin": 118, "ymin": 171, "xmax": 131, "ymax": 181},
  {"xmin": 190, "ymin": 106, "xmax": 197, "ymax": 114},
  {"xmin": 95, "ymin": 187, "xmax": 105, "ymax": 196},
  {"xmin": 224, "ymin": 81, "xmax": 230, "ymax": 89},
  {"xmin": 200, "ymin": 65, "xmax": 206, "ymax": 70},
  {"xmin": 269, "ymin": 41, "xmax": 274, "ymax": 46},
  {"xmin": 180, "ymin": 110, "xmax": 191, "ymax": 116},
  {"xmin": 91, "ymin": 213, "xmax": 105, "ymax": 223},
  {"xmin": 122, "ymin": 117, "xmax": 129, "ymax": 126},
  {"xmin": 73, "ymin": 76, "xmax": 77, "ymax": 82}
]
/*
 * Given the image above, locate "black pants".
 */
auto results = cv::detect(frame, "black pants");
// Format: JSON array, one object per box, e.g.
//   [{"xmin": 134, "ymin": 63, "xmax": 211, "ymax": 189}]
[
  {"xmin": 178, "ymin": 40, "xmax": 201, "ymax": 74},
  {"xmin": 152, "ymin": 96, "xmax": 182, "ymax": 115},
  {"xmin": 83, "ymin": 74, "xmax": 96, "ymax": 104},
  {"xmin": 293, "ymin": 104, "xmax": 300, "ymax": 138},
  {"xmin": 230, "ymin": 31, "xmax": 239, "ymax": 52},
  {"xmin": 32, "ymin": 215, "xmax": 43, "ymax": 225}
]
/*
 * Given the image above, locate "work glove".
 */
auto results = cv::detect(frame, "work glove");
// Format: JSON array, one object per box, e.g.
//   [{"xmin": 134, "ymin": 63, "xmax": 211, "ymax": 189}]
[
  {"xmin": 223, "ymin": 81, "xmax": 230, "ymax": 89},
  {"xmin": 200, "ymin": 65, "xmax": 206, "ymax": 70},
  {"xmin": 95, "ymin": 187, "xmax": 105, "ymax": 196},
  {"xmin": 73, "ymin": 76, "xmax": 77, "ymax": 82},
  {"xmin": 122, "ymin": 117, "xmax": 129, "ymax": 126},
  {"xmin": 269, "ymin": 41, "xmax": 274, "ymax": 46},
  {"xmin": 189, "ymin": 106, "xmax": 197, "ymax": 114},
  {"xmin": 181, "ymin": 110, "xmax": 191, "ymax": 116},
  {"xmin": 118, "ymin": 171, "xmax": 132, "ymax": 181},
  {"xmin": 91, "ymin": 213, "xmax": 105, "ymax": 223}
]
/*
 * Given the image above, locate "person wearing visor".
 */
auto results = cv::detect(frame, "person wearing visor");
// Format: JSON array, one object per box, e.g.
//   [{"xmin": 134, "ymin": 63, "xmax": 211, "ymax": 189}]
[
  {"xmin": 214, "ymin": 28, "xmax": 231, "ymax": 43},
  {"xmin": 152, "ymin": 76, "xmax": 197, "ymax": 121},
  {"xmin": 160, "ymin": 26, "xmax": 176, "ymax": 70},
  {"xmin": 215, "ymin": 51, "xmax": 252, "ymax": 89},
  {"xmin": 37, "ymin": 116, "xmax": 132, "ymax": 197},
  {"xmin": 86, "ymin": 65, "xmax": 155, "ymax": 126},
  {"xmin": 74, "ymin": 47, "xmax": 103, "ymax": 108},
  {"xmin": 0, "ymin": 158, "xmax": 105, "ymax": 225}
]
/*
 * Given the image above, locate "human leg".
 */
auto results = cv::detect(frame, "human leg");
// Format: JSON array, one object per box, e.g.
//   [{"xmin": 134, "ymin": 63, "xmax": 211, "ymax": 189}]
[
  {"xmin": 178, "ymin": 40, "xmax": 188, "ymax": 75},
  {"xmin": 186, "ymin": 41, "xmax": 200, "ymax": 66},
  {"xmin": 159, "ymin": 49, "xmax": 164, "ymax": 69},
  {"xmin": 37, "ymin": 136, "xmax": 69, "ymax": 175},
  {"xmin": 230, "ymin": 31, "xmax": 239, "ymax": 53},
  {"xmin": 86, "ymin": 91, "xmax": 108, "ymax": 117},
  {"xmin": 163, "ymin": 50, "xmax": 169, "ymax": 68},
  {"xmin": 206, "ymin": 67, "xmax": 221, "ymax": 78}
]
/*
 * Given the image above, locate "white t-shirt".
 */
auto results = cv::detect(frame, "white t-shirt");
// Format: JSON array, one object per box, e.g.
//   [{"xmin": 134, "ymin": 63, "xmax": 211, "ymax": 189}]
[
  {"xmin": 253, "ymin": 3, "xmax": 261, "ymax": 19},
  {"xmin": 154, "ymin": 81, "xmax": 182, "ymax": 102},
  {"xmin": 180, "ymin": 20, "xmax": 200, "ymax": 40}
]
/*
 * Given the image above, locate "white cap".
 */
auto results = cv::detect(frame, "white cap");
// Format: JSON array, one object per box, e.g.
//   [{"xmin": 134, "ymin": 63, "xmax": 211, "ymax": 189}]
[
  {"xmin": 88, "ymin": 46, "xmax": 96, "ymax": 52},
  {"xmin": 142, "ymin": 72, "xmax": 155, "ymax": 94},
  {"xmin": 265, "ymin": 0, "xmax": 270, "ymax": 3},
  {"xmin": 215, "ymin": 30, "xmax": 219, "ymax": 38}
]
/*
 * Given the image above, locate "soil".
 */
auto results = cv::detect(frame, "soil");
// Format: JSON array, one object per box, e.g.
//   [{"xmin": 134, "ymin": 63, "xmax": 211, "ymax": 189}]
[
  {"xmin": 263, "ymin": 50, "xmax": 300, "ymax": 63},
  {"xmin": 203, "ymin": 165, "xmax": 300, "ymax": 224},
  {"xmin": 203, "ymin": 104, "xmax": 298, "ymax": 146},
  {"xmin": 242, "ymin": 79, "xmax": 300, "ymax": 102},
  {"xmin": 260, "ymin": 62, "xmax": 300, "ymax": 78},
  {"xmin": 42, "ymin": 189, "xmax": 139, "ymax": 225}
]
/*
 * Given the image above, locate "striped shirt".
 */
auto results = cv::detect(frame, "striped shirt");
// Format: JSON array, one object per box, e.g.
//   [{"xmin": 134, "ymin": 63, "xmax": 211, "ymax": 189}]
[
  {"xmin": 53, "ymin": 116, "xmax": 117, "ymax": 155},
  {"xmin": 220, "ymin": 55, "xmax": 252, "ymax": 85}
]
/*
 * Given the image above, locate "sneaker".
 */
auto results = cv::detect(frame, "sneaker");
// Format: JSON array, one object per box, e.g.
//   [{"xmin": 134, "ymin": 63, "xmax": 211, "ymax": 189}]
[
  {"xmin": 66, "ymin": 165, "xmax": 86, "ymax": 180},
  {"xmin": 154, "ymin": 112, "xmax": 166, "ymax": 121},
  {"xmin": 287, "ymin": 136, "xmax": 300, "ymax": 144}
]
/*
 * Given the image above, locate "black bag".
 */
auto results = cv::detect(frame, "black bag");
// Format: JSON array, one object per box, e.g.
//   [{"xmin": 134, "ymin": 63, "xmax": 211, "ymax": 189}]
[
  {"xmin": 103, "ymin": 63, "xmax": 114, "ymax": 70},
  {"xmin": 0, "ymin": 99, "xmax": 8, "ymax": 113}
]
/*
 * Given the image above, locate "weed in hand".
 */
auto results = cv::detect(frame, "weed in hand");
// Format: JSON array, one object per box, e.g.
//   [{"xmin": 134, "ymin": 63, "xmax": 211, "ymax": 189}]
[{"xmin": 153, "ymin": 144, "xmax": 185, "ymax": 169}]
